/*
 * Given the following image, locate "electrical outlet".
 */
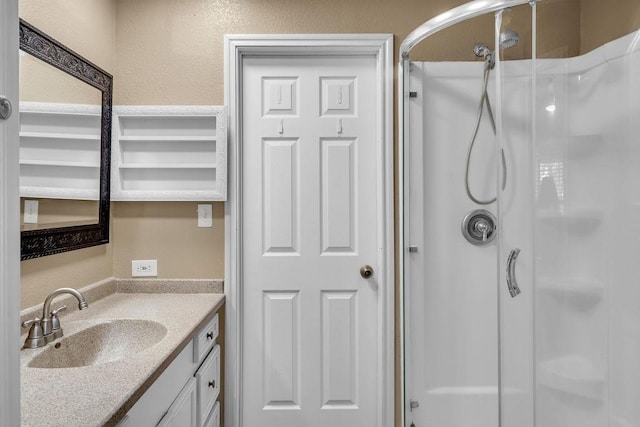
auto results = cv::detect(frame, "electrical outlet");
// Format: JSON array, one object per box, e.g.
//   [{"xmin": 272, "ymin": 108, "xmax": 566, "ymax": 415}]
[
  {"xmin": 197, "ymin": 204, "xmax": 213, "ymax": 228},
  {"xmin": 132, "ymin": 260, "xmax": 157, "ymax": 277}
]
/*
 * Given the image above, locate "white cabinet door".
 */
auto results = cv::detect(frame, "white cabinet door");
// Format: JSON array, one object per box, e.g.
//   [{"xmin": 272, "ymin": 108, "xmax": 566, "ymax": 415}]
[
  {"xmin": 157, "ymin": 377, "xmax": 198, "ymax": 427},
  {"xmin": 242, "ymin": 55, "xmax": 381, "ymax": 426},
  {"xmin": 196, "ymin": 344, "xmax": 221, "ymax": 425},
  {"xmin": 203, "ymin": 401, "xmax": 220, "ymax": 427}
]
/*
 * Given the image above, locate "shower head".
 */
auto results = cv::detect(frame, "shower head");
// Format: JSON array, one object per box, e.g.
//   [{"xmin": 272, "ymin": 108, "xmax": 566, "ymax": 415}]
[
  {"xmin": 499, "ymin": 29, "xmax": 520, "ymax": 49},
  {"xmin": 473, "ymin": 43, "xmax": 491, "ymax": 58},
  {"xmin": 473, "ymin": 28, "xmax": 519, "ymax": 57}
]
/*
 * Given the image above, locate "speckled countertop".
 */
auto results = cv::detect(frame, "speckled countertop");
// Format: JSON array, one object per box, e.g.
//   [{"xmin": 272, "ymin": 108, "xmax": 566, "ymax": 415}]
[{"xmin": 20, "ymin": 279, "xmax": 224, "ymax": 427}]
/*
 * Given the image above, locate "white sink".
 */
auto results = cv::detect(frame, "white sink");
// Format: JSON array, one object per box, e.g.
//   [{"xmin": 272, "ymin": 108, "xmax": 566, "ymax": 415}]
[{"xmin": 28, "ymin": 319, "xmax": 167, "ymax": 369}]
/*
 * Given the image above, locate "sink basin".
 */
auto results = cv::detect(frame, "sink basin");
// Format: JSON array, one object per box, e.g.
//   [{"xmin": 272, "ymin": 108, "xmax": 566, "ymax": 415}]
[{"xmin": 28, "ymin": 319, "xmax": 167, "ymax": 369}]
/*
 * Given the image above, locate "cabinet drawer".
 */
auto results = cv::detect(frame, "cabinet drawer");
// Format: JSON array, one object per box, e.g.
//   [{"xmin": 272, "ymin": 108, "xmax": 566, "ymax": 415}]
[
  {"xmin": 195, "ymin": 344, "xmax": 221, "ymax": 426},
  {"xmin": 193, "ymin": 313, "xmax": 218, "ymax": 364},
  {"xmin": 203, "ymin": 401, "xmax": 220, "ymax": 427}
]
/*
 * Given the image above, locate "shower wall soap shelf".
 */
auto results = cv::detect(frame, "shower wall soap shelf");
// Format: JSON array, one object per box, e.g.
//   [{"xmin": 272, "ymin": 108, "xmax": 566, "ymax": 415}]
[
  {"xmin": 537, "ymin": 277, "xmax": 604, "ymax": 305},
  {"xmin": 538, "ymin": 133, "xmax": 603, "ymax": 157},
  {"xmin": 538, "ymin": 354, "xmax": 605, "ymax": 401},
  {"xmin": 111, "ymin": 105, "xmax": 227, "ymax": 201},
  {"xmin": 19, "ymin": 102, "xmax": 102, "ymax": 200},
  {"xmin": 537, "ymin": 209, "xmax": 603, "ymax": 231}
]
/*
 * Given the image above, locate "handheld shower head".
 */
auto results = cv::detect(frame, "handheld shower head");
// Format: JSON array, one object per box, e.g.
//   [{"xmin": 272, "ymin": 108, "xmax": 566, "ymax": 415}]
[
  {"xmin": 473, "ymin": 29, "xmax": 519, "ymax": 69},
  {"xmin": 473, "ymin": 43, "xmax": 491, "ymax": 58},
  {"xmin": 499, "ymin": 29, "xmax": 520, "ymax": 49}
]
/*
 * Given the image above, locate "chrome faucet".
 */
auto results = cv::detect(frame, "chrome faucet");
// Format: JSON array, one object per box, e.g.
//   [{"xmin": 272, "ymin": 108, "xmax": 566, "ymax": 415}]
[{"xmin": 22, "ymin": 287, "xmax": 88, "ymax": 349}]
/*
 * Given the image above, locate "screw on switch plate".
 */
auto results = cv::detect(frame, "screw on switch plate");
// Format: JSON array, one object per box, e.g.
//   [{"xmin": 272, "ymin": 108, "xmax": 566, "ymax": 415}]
[{"xmin": 131, "ymin": 260, "xmax": 157, "ymax": 277}]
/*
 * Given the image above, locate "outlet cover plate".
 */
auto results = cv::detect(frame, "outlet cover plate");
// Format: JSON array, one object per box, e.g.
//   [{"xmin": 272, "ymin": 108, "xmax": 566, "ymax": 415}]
[{"xmin": 132, "ymin": 260, "xmax": 157, "ymax": 277}]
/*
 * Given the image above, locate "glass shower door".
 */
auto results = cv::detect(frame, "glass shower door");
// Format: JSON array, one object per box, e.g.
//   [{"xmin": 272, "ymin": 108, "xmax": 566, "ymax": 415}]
[{"xmin": 494, "ymin": 4, "xmax": 535, "ymax": 427}]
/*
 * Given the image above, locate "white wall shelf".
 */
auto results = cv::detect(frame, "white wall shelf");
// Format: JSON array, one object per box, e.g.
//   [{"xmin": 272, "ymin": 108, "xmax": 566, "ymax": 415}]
[
  {"xmin": 538, "ymin": 133, "xmax": 603, "ymax": 157},
  {"xmin": 111, "ymin": 105, "xmax": 227, "ymax": 201},
  {"xmin": 538, "ymin": 277, "xmax": 604, "ymax": 305},
  {"xmin": 537, "ymin": 208, "xmax": 603, "ymax": 231},
  {"xmin": 19, "ymin": 102, "xmax": 102, "ymax": 200},
  {"xmin": 538, "ymin": 354, "xmax": 605, "ymax": 401}
]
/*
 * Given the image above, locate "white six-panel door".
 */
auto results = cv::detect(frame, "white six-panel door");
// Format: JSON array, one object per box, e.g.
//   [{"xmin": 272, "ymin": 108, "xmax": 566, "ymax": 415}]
[{"xmin": 241, "ymin": 55, "xmax": 381, "ymax": 426}]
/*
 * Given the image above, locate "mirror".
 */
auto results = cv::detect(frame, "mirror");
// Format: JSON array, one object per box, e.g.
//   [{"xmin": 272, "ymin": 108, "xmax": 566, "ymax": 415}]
[
  {"xmin": 19, "ymin": 19, "xmax": 112, "ymax": 260},
  {"xmin": 20, "ymin": 51, "xmax": 102, "ymax": 229}
]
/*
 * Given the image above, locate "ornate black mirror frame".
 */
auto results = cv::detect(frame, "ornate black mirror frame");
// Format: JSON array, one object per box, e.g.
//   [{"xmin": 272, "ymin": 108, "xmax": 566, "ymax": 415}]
[{"xmin": 19, "ymin": 19, "xmax": 112, "ymax": 260}]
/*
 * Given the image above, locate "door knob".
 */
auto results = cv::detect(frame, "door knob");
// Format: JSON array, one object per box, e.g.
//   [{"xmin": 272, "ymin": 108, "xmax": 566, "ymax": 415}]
[
  {"xmin": 360, "ymin": 265, "xmax": 374, "ymax": 279},
  {"xmin": 0, "ymin": 96, "xmax": 12, "ymax": 120}
]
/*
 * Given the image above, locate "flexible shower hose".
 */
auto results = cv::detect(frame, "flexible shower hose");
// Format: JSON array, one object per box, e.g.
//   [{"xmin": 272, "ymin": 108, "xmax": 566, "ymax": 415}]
[{"xmin": 465, "ymin": 61, "xmax": 507, "ymax": 205}]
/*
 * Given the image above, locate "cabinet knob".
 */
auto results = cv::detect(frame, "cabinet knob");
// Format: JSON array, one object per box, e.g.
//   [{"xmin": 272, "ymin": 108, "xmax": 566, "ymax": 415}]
[
  {"xmin": 209, "ymin": 380, "xmax": 215, "ymax": 389},
  {"xmin": 206, "ymin": 332, "xmax": 214, "ymax": 340}
]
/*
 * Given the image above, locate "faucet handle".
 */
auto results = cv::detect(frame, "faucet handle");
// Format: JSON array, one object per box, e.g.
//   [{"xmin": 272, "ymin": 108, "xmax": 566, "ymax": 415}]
[
  {"xmin": 50, "ymin": 305, "xmax": 67, "ymax": 340},
  {"xmin": 22, "ymin": 317, "xmax": 40, "ymax": 329},
  {"xmin": 51, "ymin": 305, "xmax": 67, "ymax": 317},
  {"xmin": 22, "ymin": 317, "xmax": 46, "ymax": 349}
]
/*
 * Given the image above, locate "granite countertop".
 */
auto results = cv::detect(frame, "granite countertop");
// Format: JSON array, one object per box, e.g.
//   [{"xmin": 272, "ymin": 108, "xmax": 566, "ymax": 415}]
[{"xmin": 20, "ymin": 279, "xmax": 224, "ymax": 427}]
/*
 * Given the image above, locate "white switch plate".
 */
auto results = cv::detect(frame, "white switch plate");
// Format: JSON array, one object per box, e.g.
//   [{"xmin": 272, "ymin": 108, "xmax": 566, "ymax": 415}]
[
  {"xmin": 132, "ymin": 260, "xmax": 157, "ymax": 277},
  {"xmin": 197, "ymin": 204, "xmax": 213, "ymax": 228},
  {"xmin": 24, "ymin": 200, "xmax": 39, "ymax": 224}
]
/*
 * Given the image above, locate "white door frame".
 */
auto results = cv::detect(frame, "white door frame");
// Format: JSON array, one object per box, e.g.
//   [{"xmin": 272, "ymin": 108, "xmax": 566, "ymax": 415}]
[
  {"xmin": 224, "ymin": 34, "xmax": 394, "ymax": 427},
  {"xmin": 0, "ymin": 0, "xmax": 21, "ymax": 425}
]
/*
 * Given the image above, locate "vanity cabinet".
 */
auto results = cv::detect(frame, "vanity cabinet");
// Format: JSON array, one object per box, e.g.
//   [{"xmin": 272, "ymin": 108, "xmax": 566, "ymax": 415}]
[
  {"xmin": 117, "ymin": 312, "xmax": 221, "ymax": 427},
  {"xmin": 111, "ymin": 106, "xmax": 227, "ymax": 201}
]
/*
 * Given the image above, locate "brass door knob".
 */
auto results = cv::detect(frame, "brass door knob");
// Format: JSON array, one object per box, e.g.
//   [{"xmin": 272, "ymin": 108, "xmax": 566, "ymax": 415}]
[{"xmin": 360, "ymin": 265, "xmax": 374, "ymax": 279}]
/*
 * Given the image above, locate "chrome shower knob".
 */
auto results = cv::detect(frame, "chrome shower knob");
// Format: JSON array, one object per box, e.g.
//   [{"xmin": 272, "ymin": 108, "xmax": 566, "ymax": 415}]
[{"xmin": 462, "ymin": 209, "xmax": 497, "ymax": 246}]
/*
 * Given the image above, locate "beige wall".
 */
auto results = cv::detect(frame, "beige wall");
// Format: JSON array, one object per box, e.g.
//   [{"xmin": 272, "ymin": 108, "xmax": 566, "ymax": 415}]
[
  {"xmin": 21, "ymin": 232, "xmax": 113, "ymax": 309},
  {"xmin": 19, "ymin": 0, "xmax": 116, "ymax": 72},
  {"xmin": 19, "ymin": 53, "xmax": 103, "ymax": 104},
  {"xmin": 112, "ymin": 202, "xmax": 225, "ymax": 279},
  {"xmin": 538, "ymin": 0, "xmax": 582, "ymax": 58},
  {"xmin": 581, "ymin": 0, "xmax": 640, "ymax": 54},
  {"xmin": 114, "ymin": 0, "xmax": 478, "ymax": 106}
]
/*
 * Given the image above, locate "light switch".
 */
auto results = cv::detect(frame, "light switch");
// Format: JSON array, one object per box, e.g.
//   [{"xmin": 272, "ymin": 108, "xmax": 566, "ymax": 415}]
[
  {"xmin": 24, "ymin": 200, "xmax": 38, "ymax": 224},
  {"xmin": 198, "ymin": 204, "xmax": 213, "ymax": 228}
]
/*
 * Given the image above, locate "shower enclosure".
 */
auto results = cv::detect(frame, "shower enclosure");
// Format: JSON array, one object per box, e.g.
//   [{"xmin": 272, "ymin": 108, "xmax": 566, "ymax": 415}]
[{"xmin": 400, "ymin": 1, "xmax": 640, "ymax": 426}]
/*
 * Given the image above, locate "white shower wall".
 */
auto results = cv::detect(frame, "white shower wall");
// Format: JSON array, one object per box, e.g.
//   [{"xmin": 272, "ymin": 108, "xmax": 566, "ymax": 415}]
[
  {"xmin": 405, "ymin": 30, "xmax": 640, "ymax": 427},
  {"xmin": 534, "ymin": 31, "xmax": 640, "ymax": 427}
]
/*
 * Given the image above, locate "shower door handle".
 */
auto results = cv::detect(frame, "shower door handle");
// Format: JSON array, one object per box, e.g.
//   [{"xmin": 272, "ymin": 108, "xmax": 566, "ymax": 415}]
[{"xmin": 506, "ymin": 248, "xmax": 522, "ymax": 298}]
